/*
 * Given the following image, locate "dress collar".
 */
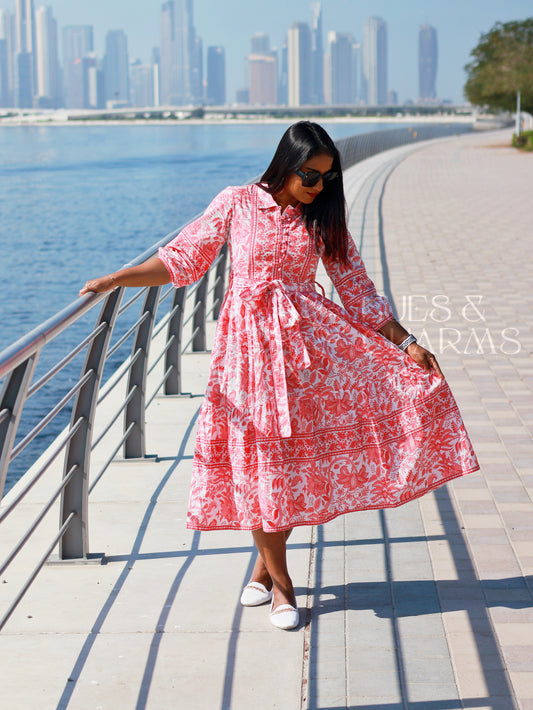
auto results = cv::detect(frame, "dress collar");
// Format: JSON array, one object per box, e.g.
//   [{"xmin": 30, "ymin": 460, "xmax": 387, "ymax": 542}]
[{"xmin": 254, "ymin": 183, "xmax": 302, "ymax": 216}]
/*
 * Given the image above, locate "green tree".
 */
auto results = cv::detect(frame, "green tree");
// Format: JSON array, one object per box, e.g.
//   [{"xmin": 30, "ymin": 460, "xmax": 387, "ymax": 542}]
[{"xmin": 464, "ymin": 19, "xmax": 533, "ymax": 113}]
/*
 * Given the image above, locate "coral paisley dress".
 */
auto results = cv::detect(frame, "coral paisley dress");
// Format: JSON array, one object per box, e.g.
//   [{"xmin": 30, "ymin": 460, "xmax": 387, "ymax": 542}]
[{"xmin": 159, "ymin": 184, "xmax": 479, "ymax": 532}]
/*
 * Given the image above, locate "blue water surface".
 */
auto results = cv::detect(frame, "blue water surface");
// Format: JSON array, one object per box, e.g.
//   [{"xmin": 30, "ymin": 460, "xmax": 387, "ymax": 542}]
[{"xmin": 0, "ymin": 120, "xmax": 406, "ymax": 490}]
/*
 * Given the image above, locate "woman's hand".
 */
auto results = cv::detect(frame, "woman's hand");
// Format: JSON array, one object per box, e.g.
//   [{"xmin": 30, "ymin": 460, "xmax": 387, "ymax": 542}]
[
  {"xmin": 79, "ymin": 257, "xmax": 171, "ymax": 297},
  {"xmin": 405, "ymin": 342, "xmax": 444, "ymax": 378},
  {"xmin": 79, "ymin": 274, "xmax": 117, "ymax": 297}
]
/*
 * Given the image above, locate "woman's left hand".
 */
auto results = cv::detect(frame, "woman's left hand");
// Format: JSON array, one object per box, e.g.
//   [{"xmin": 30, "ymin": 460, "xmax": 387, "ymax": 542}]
[{"xmin": 405, "ymin": 342, "xmax": 444, "ymax": 378}]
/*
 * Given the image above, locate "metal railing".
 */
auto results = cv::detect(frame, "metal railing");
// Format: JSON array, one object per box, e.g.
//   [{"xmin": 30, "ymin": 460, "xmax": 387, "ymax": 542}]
[{"xmin": 0, "ymin": 122, "xmax": 471, "ymax": 631}]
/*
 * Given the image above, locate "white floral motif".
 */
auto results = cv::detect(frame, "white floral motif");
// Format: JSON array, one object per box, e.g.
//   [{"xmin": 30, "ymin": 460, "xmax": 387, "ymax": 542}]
[{"xmin": 158, "ymin": 184, "xmax": 479, "ymax": 532}]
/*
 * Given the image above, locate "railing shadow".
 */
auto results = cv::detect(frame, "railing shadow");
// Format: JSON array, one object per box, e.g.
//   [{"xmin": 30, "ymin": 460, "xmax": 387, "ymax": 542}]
[
  {"xmin": 56, "ymin": 406, "xmax": 202, "ymax": 710},
  {"xmin": 304, "ymin": 485, "xmax": 525, "ymax": 710}
]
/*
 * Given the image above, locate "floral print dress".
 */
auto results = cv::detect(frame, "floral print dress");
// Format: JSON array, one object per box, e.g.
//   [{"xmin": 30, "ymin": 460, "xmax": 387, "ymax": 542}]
[{"xmin": 158, "ymin": 184, "xmax": 479, "ymax": 532}]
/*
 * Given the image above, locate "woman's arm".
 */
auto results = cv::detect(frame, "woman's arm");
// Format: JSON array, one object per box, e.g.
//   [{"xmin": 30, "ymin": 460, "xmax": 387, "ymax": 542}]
[
  {"xmin": 378, "ymin": 319, "xmax": 444, "ymax": 378},
  {"xmin": 79, "ymin": 256, "xmax": 170, "ymax": 296}
]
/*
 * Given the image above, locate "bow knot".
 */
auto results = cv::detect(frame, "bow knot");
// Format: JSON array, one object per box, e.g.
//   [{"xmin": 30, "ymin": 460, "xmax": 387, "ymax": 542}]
[{"xmin": 222, "ymin": 279, "xmax": 313, "ymax": 438}]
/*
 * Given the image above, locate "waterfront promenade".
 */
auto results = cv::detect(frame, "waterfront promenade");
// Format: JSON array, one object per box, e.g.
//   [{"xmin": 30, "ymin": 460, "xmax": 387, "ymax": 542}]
[{"xmin": 1, "ymin": 129, "xmax": 532, "ymax": 709}]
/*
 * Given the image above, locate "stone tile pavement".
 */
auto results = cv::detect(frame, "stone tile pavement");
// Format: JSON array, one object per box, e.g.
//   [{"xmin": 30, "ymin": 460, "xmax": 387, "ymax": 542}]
[{"xmin": 0, "ymin": 129, "xmax": 532, "ymax": 710}]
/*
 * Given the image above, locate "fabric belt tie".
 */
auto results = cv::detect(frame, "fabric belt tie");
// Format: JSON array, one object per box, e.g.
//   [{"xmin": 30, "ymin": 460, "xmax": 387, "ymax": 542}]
[{"xmin": 221, "ymin": 279, "xmax": 313, "ymax": 438}]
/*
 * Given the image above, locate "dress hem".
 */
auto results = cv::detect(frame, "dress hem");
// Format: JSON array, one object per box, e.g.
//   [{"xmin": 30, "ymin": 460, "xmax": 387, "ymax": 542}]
[{"xmin": 186, "ymin": 463, "xmax": 480, "ymax": 533}]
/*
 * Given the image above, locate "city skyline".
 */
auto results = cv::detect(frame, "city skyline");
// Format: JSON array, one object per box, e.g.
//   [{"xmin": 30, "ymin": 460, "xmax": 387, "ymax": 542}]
[{"xmin": 0, "ymin": 0, "xmax": 530, "ymax": 103}]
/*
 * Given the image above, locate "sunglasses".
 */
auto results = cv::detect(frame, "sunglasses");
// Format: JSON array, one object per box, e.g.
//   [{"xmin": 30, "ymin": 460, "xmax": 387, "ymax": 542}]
[{"xmin": 294, "ymin": 167, "xmax": 339, "ymax": 187}]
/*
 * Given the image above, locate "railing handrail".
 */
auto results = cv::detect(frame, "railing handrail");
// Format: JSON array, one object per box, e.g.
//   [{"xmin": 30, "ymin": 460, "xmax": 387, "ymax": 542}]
[{"xmin": 0, "ymin": 123, "xmax": 472, "ymax": 632}]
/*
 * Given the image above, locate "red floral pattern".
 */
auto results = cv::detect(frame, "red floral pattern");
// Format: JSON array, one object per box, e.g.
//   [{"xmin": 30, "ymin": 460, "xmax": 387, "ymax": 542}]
[{"xmin": 159, "ymin": 184, "xmax": 479, "ymax": 532}]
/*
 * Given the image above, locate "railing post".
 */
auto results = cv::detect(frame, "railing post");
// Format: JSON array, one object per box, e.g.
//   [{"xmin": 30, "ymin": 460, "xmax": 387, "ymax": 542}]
[
  {"xmin": 124, "ymin": 285, "xmax": 161, "ymax": 458},
  {"xmin": 0, "ymin": 355, "xmax": 39, "ymax": 501},
  {"xmin": 164, "ymin": 286, "xmax": 186, "ymax": 395},
  {"xmin": 192, "ymin": 272, "xmax": 208, "ymax": 351},
  {"xmin": 212, "ymin": 243, "xmax": 228, "ymax": 320},
  {"xmin": 59, "ymin": 289, "xmax": 122, "ymax": 560}
]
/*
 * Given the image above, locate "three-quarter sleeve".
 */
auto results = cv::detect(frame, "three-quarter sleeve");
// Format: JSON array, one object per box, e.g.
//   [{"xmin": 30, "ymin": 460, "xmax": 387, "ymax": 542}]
[
  {"xmin": 158, "ymin": 186, "xmax": 235, "ymax": 288},
  {"xmin": 321, "ymin": 233, "xmax": 394, "ymax": 331}
]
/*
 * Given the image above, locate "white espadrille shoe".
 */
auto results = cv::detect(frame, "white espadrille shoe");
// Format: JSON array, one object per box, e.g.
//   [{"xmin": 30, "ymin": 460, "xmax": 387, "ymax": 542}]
[
  {"xmin": 240, "ymin": 581, "xmax": 274, "ymax": 607},
  {"xmin": 269, "ymin": 601, "xmax": 299, "ymax": 630}
]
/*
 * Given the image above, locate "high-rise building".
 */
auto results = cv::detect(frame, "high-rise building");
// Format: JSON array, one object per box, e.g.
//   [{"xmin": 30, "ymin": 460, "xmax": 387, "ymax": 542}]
[
  {"xmin": 248, "ymin": 33, "xmax": 277, "ymax": 106},
  {"xmin": 249, "ymin": 54, "xmax": 277, "ymax": 105},
  {"xmin": 159, "ymin": 0, "xmax": 197, "ymax": 105},
  {"xmin": 326, "ymin": 31, "xmax": 356, "ymax": 105},
  {"xmin": 278, "ymin": 36, "xmax": 288, "ymax": 106},
  {"xmin": 311, "ymin": 2, "xmax": 324, "ymax": 105},
  {"xmin": 62, "ymin": 25, "xmax": 94, "ymax": 109},
  {"xmin": 288, "ymin": 22, "xmax": 312, "ymax": 107},
  {"xmin": 104, "ymin": 30, "xmax": 129, "ymax": 106},
  {"xmin": 87, "ymin": 55, "xmax": 105, "ymax": 109},
  {"xmin": 190, "ymin": 34, "xmax": 203, "ymax": 103},
  {"xmin": 151, "ymin": 47, "xmax": 160, "ymax": 106},
  {"xmin": 250, "ymin": 33, "xmax": 270, "ymax": 55},
  {"xmin": 130, "ymin": 60, "xmax": 155, "ymax": 107},
  {"xmin": 419, "ymin": 25, "xmax": 437, "ymax": 100},
  {"xmin": 206, "ymin": 46, "xmax": 225, "ymax": 105},
  {"xmin": 0, "ymin": 10, "xmax": 15, "ymax": 106},
  {"xmin": 363, "ymin": 17, "xmax": 387, "ymax": 105},
  {"xmin": 35, "ymin": 6, "xmax": 59, "ymax": 107},
  {"xmin": 15, "ymin": 0, "xmax": 36, "ymax": 107}
]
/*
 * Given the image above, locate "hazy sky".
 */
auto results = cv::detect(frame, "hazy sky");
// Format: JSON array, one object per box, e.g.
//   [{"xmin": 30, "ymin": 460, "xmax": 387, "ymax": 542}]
[{"xmin": 1, "ymin": 0, "xmax": 532, "ymax": 103}]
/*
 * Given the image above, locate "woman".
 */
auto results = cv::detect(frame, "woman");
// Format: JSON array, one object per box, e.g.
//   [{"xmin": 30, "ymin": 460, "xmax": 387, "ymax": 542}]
[{"xmin": 80, "ymin": 121, "xmax": 479, "ymax": 631}]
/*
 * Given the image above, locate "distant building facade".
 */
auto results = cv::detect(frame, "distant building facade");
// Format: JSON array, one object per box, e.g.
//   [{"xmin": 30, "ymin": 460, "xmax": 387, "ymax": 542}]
[
  {"xmin": 326, "ymin": 31, "xmax": 356, "ymax": 105},
  {"xmin": 311, "ymin": 2, "xmax": 324, "ymax": 105},
  {"xmin": 14, "ymin": 0, "xmax": 36, "ymax": 107},
  {"xmin": 62, "ymin": 25, "xmax": 94, "ymax": 109},
  {"xmin": 248, "ymin": 33, "xmax": 277, "ymax": 106},
  {"xmin": 288, "ymin": 22, "xmax": 312, "ymax": 106},
  {"xmin": 206, "ymin": 45, "xmax": 225, "ymax": 105},
  {"xmin": 159, "ymin": 0, "xmax": 200, "ymax": 105},
  {"xmin": 363, "ymin": 16, "xmax": 387, "ymax": 105},
  {"xmin": 104, "ymin": 30, "xmax": 129, "ymax": 106},
  {"xmin": 35, "ymin": 6, "xmax": 60, "ymax": 107},
  {"xmin": 0, "ymin": 10, "xmax": 15, "ymax": 106},
  {"xmin": 130, "ymin": 60, "xmax": 155, "ymax": 107},
  {"xmin": 249, "ymin": 54, "xmax": 277, "ymax": 105},
  {"xmin": 419, "ymin": 25, "xmax": 437, "ymax": 100}
]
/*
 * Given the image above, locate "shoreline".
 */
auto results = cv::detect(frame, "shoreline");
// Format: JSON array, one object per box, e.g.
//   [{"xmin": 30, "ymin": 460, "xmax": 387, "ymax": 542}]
[{"xmin": 0, "ymin": 113, "xmax": 475, "ymax": 128}]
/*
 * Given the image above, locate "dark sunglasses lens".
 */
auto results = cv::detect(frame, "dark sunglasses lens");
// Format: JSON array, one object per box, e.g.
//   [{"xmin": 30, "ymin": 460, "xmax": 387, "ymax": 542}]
[
  {"xmin": 301, "ymin": 170, "xmax": 338, "ymax": 186},
  {"xmin": 301, "ymin": 171, "xmax": 321, "ymax": 187},
  {"xmin": 323, "ymin": 171, "xmax": 338, "ymax": 183}
]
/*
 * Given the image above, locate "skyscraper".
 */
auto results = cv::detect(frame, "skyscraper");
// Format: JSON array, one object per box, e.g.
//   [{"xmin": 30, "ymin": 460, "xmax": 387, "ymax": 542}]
[
  {"xmin": 104, "ymin": 30, "xmax": 129, "ymax": 105},
  {"xmin": 190, "ymin": 34, "xmax": 203, "ymax": 103},
  {"xmin": 278, "ymin": 36, "xmax": 288, "ymax": 106},
  {"xmin": 363, "ymin": 17, "xmax": 387, "ymax": 105},
  {"xmin": 326, "ymin": 31, "xmax": 356, "ymax": 105},
  {"xmin": 311, "ymin": 2, "xmax": 324, "ymax": 105},
  {"xmin": 249, "ymin": 54, "xmax": 277, "ymax": 105},
  {"xmin": 248, "ymin": 33, "xmax": 277, "ymax": 106},
  {"xmin": 130, "ymin": 60, "xmax": 155, "ymax": 107},
  {"xmin": 62, "ymin": 26, "xmax": 94, "ymax": 108},
  {"xmin": 35, "ymin": 6, "xmax": 59, "ymax": 107},
  {"xmin": 419, "ymin": 25, "xmax": 438, "ymax": 100},
  {"xmin": 288, "ymin": 22, "xmax": 312, "ymax": 107},
  {"xmin": 206, "ymin": 46, "xmax": 225, "ymax": 105},
  {"xmin": 0, "ymin": 10, "xmax": 14, "ymax": 106},
  {"xmin": 15, "ymin": 0, "xmax": 36, "ymax": 107},
  {"xmin": 250, "ymin": 33, "xmax": 270, "ymax": 55},
  {"xmin": 159, "ymin": 0, "xmax": 199, "ymax": 105}
]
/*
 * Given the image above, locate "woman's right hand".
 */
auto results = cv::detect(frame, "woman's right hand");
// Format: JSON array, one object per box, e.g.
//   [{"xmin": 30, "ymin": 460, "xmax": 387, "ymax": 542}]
[{"xmin": 79, "ymin": 274, "xmax": 117, "ymax": 297}]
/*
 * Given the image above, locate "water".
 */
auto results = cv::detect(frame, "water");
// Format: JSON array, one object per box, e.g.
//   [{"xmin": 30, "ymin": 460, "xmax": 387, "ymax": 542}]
[{"xmin": 0, "ymin": 120, "xmax": 410, "ymax": 491}]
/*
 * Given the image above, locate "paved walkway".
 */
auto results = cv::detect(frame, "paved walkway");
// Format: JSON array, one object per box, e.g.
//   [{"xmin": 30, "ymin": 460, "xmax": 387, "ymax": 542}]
[{"xmin": 1, "ymin": 129, "xmax": 532, "ymax": 710}]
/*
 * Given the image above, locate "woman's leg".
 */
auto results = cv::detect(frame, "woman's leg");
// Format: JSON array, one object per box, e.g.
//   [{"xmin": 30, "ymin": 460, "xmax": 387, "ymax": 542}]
[
  {"xmin": 249, "ymin": 529, "xmax": 293, "ymax": 589},
  {"xmin": 251, "ymin": 528, "xmax": 295, "ymax": 608}
]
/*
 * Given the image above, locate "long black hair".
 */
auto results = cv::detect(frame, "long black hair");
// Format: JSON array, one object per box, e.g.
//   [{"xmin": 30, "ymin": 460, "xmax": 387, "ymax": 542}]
[{"xmin": 259, "ymin": 121, "xmax": 348, "ymax": 263}]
